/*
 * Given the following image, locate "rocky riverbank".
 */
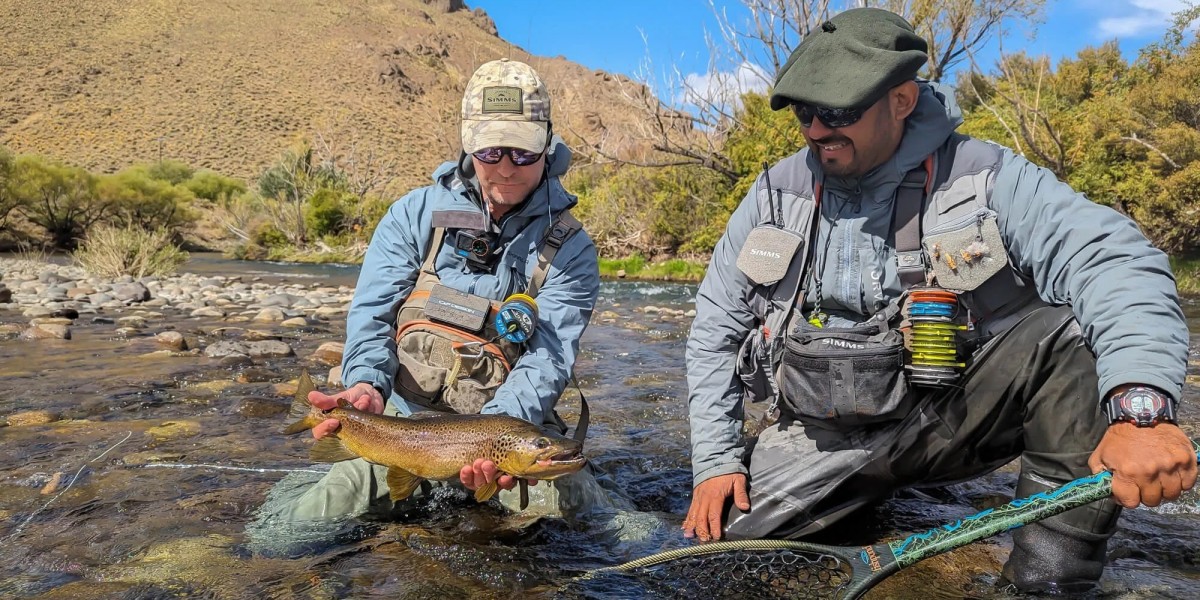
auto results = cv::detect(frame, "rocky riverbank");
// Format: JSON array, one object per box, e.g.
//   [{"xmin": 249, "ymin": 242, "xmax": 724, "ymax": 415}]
[{"xmin": 0, "ymin": 258, "xmax": 353, "ymax": 385}]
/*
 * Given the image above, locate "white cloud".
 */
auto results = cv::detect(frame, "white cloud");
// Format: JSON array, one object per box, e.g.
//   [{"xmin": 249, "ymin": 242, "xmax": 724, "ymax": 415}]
[
  {"xmin": 675, "ymin": 61, "xmax": 771, "ymax": 109},
  {"xmin": 1096, "ymin": 0, "xmax": 1191, "ymax": 37}
]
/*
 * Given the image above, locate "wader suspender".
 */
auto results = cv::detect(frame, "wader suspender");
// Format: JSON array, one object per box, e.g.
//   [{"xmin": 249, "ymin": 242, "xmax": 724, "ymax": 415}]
[
  {"xmin": 892, "ymin": 156, "xmax": 935, "ymax": 290},
  {"xmin": 417, "ymin": 211, "xmax": 590, "ymax": 445}
]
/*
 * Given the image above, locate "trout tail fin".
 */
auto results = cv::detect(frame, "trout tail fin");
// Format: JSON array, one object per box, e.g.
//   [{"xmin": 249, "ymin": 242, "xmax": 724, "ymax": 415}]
[{"xmin": 282, "ymin": 370, "xmax": 322, "ymax": 435}]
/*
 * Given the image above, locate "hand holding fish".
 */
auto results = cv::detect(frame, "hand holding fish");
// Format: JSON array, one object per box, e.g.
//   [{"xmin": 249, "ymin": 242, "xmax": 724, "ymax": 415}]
[
  {"xmin": 308, "ymin": 382, "xmax": 385, "ymax": 440},
  {"xmin": 459, "ymin": 457, "xmax": 537, "ymax": 494}
]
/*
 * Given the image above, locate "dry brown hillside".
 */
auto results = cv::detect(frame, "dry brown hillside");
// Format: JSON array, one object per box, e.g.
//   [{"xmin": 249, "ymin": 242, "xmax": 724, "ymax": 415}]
[{"xmin": 0, "ymin": 0, "xmax": 652, "ymax": 191}]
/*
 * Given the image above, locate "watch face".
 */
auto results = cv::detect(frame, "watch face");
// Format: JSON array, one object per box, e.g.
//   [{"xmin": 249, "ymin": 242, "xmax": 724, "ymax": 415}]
[{"xmin": 1123, "ymin": 391, "xmax": 1164, "ymax": 418}]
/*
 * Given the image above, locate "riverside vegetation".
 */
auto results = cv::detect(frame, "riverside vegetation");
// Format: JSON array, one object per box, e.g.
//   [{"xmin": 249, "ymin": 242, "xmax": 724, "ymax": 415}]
[{"xmin": 0, "ymin": 8, "xmax": 1197, "ymax": 288}]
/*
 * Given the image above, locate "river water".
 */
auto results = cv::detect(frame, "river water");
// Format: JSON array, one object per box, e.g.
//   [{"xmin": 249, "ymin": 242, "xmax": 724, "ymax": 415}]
[{"xmin": 0, "ymin": 255, "xmax": 1198, "ymax": 599}]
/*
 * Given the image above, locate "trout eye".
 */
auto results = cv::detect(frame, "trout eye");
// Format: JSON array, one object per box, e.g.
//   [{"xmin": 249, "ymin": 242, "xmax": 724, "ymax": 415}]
[{"xmin": 534, "ymin": 437, "xmax": 550, "ymax": 450}]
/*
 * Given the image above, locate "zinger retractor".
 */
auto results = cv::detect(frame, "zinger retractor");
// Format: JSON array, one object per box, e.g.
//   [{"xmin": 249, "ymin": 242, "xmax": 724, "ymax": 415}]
[
  {"xmin": 495, "ymin": 293, "xmax": 538, "ymax": 343},
  {"xmin": 905, "ymin": 287, "xmax": 967, "ymax": 388}
]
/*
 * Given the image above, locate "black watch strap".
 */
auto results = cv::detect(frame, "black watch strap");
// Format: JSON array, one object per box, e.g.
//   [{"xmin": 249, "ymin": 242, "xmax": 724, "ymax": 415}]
[{"xmin": 1104, "ymin": 385, "xmax": 1177, "ymax": 426}]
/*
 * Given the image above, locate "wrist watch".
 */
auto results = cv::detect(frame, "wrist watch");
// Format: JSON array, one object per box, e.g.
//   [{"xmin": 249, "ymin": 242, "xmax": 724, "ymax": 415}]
[{"xmin": 1104, "ymin": 385, "xmax": 1177, "ymax": 426}]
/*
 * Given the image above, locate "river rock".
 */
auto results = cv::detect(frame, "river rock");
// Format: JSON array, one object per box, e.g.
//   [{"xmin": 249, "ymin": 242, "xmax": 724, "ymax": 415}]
[
  {"xmin": 204, "ymin": 340, "xmax": 250, "ymax": 359},
  {"xmin": 235, "ymin": 397, "xmax": 288, "ymax": 418},
  {"xmin": 190, "ymin": 307, "xmax": 227, "ymax": 318},
  {"xmin": 252, "ymin": 307, "xmax": 286, "ymax": 322},
  {"xmin": 155, "ymin": 331, "xmax": 188, "ymax": 351},
  {"xmin": 280, "ymin": 317, "xmax": 308, "ymax": 327},
  {"xmin": 91, "ymin": 316, "xmax": 116, "ymax": 325},
  {"xmin": 118, "ymin": 316, "xmax": 148, "ymax": 329},
  {"xmin": 328, "ymin": 365, "xmax": 343, "ymax": 387},
  {"xmin": 22, "ymin": 306, "xmax": 54, "ymax": 318},
  {"xmin": 312, "ymin": 341, "xmax": 344, "ymax": 366},
  {"xmin": 246, "ymin": 340, "xmax": 293, "ymax": 358},
  {"xmin": 19, "ymin": 323, "xmax": 71, "ymax": 340},
  {"xmin": 113, "ymin": 282, "xmax": 151, "ymax": 303},
  {"xmin": 30, "ymin": 317, "xmax": 74, "ymax": 327},
  {"xmin": 312, "ymin": 306, "xmax": 346, "ymax": 320},
  {"xmin": 147, "ymin": 420, "xmax": 201, "ymax": 439},
  {"xmin": 5, "ymin": 410, "xmax": 61, "ymax": 426},
  {"xmin": 0, "ymin": 286, "xmax": 11, "ymax": 303}
]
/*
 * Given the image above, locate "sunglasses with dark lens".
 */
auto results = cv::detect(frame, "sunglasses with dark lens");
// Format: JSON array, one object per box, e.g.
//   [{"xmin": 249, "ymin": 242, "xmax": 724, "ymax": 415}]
[
  {"xmin": 471, "ymin": 146, "xmax": 544, "ymax": 166},
  {"xmin": 792, "ymin": 103, "xmax": 869, "ymax": 129}
]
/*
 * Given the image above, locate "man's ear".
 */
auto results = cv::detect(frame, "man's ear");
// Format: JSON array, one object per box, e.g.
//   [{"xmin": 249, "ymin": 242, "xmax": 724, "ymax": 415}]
[{"xmin": 891, "ymin": 80, "xmax": 920, "ymax": 121}]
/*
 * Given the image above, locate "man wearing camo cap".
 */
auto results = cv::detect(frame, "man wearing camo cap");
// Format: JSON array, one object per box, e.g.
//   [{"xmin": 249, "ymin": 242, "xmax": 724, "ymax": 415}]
[
  {"xmin": 684, "ymin": 7, "xmax": 1195, "ymax": 594},
  {"xmin": 248, "ymin": 59, "xmax": 621, "ymax": 552}
]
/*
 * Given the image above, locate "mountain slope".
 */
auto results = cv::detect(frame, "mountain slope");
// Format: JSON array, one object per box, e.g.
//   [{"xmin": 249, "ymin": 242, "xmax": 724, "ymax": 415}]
[{"xmin": 0, "ymin": 0, "xmax": 648, "ymax": 191}]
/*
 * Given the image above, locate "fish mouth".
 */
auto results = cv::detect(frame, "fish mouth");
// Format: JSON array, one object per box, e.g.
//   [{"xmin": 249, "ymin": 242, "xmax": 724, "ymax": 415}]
[{"xmin": 532, "ymin": 448, "xmax": 587, "ymax": 476}]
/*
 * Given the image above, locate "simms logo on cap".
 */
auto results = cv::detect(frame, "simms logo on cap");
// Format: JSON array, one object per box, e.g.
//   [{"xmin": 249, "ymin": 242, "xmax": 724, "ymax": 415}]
[{"xmin": 481, "ymin": 86, "xmax": 523, "ymax": 114}]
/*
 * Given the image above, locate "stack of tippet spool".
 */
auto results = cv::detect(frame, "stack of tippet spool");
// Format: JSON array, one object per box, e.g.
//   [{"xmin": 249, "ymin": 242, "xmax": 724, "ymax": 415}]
[{"xmin": 906, "ymin": 287, "xmax": 967, "ymax": 387}]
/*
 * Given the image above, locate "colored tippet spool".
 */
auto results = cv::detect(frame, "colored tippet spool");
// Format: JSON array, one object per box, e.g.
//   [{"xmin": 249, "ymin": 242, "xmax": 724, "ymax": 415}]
[
  {"xmin": 906, "ymin": 287, "xmax": 965, "ymax": 387},
  {"xmin": 495, "ymin": 294, "xmax": 538, "ymax": 343}
]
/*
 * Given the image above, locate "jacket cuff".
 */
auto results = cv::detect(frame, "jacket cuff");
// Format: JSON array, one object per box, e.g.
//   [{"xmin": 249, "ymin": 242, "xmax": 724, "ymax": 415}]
[
  {"xmin": 1099, "ymin": 373, "xmax": 1182, "ymax": 405},
  {"xmin": 344, "ymin": 368, "xmax": 391, "ymax": 397},
  {"xmin": 692, "ymin": 461, "xmax": 749, "ymax": 488}
]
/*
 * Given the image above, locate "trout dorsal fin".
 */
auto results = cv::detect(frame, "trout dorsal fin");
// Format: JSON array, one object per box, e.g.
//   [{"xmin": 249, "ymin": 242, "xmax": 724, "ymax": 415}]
[
  {"xmin": 336, "ymin": 398, "xmax": 353, "ymax": 410},
  {"xmin": 474, "ymin": 481, "xmax": 499, "ymax": 503},
  {"xmin": 386, "ymin": 467, "xmax": 423, "ymax": 502},
  {"xmin": 310, "ymin": 435, "xmax": 358, "ymax": 463}
]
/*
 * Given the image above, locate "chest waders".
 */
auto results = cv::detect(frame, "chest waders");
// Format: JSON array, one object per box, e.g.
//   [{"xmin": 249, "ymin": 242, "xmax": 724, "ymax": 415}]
[{"xmin": 391, "ymin": 210, "xmax": 590, "ymax": 448}]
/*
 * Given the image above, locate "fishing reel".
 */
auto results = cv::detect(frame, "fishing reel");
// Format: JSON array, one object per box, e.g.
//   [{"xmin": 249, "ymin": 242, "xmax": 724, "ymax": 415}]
[{"xmin": 495, "ymin": 293, "xmax": 538, "ymax": 343}]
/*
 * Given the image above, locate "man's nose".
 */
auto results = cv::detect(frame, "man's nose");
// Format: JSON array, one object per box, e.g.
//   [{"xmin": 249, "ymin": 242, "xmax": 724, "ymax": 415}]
[
  {"xmin": 806, "ymin": 118, "xmax": 835, "ymax": 139},
  {"xmin": 496, "ymin": 156, "xmax": 518, "ymax": 176}
]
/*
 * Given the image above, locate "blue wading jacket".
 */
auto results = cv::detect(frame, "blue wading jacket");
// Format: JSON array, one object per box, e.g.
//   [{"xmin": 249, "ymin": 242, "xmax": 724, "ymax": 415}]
[{"xmin": 340, "ymin": 138, "xmax": 600, "ymax": 425}]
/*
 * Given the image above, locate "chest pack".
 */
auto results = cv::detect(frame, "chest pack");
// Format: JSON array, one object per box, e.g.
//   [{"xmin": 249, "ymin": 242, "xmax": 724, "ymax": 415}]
[
  {"xmin": 392, "ymin": 211, "xmax": 582, "ymax": 417},
  {"xmin": 734, "ymin": 137, "xmax": 1042, "ymax": 428}
]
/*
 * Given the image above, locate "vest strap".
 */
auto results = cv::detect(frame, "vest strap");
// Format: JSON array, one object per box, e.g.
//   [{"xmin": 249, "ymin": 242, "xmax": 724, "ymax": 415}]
[
  {"xmin": 892, "ymin": 156, "xmax": 934, "ymax": 289},
  {"xmin": 527, "ymin": 210, "xmax": 583, "ymax": 297}
]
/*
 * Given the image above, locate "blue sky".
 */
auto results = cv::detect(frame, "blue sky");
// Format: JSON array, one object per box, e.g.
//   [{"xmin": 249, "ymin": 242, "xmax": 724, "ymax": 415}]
[{"xmin": 472, "ymin": 0, "xmax": 1194, "ymax": 102}]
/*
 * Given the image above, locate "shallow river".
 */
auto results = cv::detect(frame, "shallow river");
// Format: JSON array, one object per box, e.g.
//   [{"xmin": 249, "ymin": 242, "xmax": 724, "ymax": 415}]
[{"xmin": 1, "ymin": 255, "xmax": 1198, "ymax": 599}]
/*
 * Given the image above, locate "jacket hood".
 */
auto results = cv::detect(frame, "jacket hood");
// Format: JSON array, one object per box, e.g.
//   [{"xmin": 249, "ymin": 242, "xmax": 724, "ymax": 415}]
[{"xmin": 815, "ymin": 81, "xmax": 960, "ymax": 192}]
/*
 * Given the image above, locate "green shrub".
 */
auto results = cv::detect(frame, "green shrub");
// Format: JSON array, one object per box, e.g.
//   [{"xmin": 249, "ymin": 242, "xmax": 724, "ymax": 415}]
[
  {"xmin": 305, "ymin": 187, "xmax": 353, "ymax": 237},
  {"xmin": 73, "ymin": 225, "xmax": 188, "ymax": 278}
]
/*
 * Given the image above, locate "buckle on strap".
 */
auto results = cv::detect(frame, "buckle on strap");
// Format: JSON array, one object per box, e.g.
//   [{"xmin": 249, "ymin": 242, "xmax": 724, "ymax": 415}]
[{"xmin": 546, "ymin": 221, "xmax": 572, "ymax": 249}]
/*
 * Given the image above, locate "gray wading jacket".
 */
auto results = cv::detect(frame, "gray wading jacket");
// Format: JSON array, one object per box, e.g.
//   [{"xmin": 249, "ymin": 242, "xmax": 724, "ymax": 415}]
[
  {"xmin": 341, "ymin": 138, "xmax": 600, "ymax": 426},
  {"xmin": 686, "ymin": 83, "xmax": 1190, "ymax": 486}
]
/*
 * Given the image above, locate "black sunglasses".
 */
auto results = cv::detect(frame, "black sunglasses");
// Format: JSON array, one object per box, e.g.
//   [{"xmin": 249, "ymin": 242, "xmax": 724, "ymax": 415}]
[
  {"xmin": 471, "ymin": 146, "xmax": 544, "ymax": 166},
  {"xmin": 791, "ymin": 102, "xmax": 871, "ymax": 129}
]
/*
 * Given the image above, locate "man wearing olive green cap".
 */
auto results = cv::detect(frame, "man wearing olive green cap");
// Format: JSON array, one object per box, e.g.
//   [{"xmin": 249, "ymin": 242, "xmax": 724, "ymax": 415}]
[{"xmin": 685, "ymin": 7, "xmax": 1194, "ymax": 594}]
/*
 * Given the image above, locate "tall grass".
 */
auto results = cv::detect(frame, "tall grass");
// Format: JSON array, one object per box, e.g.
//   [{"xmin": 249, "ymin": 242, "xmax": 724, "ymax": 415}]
[
  {"xmin": 73, "ymin": 225, "xmax": 189, "ymax": 278},
  {"xmin": 598, "ymin": 255, "xmax": 707, "ymax": 282}
]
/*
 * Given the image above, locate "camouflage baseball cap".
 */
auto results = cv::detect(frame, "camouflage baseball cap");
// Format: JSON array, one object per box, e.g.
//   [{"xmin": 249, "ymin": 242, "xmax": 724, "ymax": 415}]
[{"xmin": 461, "ymin": 58, "xmax": 551, "ymax": 154}]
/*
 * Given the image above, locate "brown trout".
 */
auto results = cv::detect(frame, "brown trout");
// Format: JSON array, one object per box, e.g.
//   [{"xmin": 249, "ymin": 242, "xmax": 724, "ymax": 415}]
[{"xmin": 283, "ymin": 371, "xmax": 586, "ymax": 503}]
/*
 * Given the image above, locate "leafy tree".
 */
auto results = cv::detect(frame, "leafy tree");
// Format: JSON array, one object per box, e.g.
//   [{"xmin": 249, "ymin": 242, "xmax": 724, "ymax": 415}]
[
  {"xmin": 184, "ymin": 170, "xmax": 247, "ymax": 203},
  {"xmin": 0, "ymin": 146, "xmax": 23, "ymax": 228},
  {"xmin": 97, "ymin": 168, "xmax": 197, "ymax": 232},
  {"xmin": 10, "ymin": 156, "xmax": 104, "ymax": 249}
]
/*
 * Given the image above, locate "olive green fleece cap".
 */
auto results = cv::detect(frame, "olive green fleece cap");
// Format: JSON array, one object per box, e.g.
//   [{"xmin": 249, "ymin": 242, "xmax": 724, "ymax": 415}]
[{"xmin": 769, "ymin": 8, "xmax": 928, "ymax": 110}]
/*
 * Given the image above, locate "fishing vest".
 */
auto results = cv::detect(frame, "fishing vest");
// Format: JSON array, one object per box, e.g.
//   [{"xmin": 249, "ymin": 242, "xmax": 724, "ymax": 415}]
[
  {"xmin": 392, "ymin": 210, "xmax": 583, "ymax": 416},
  {"xmin": 735, "ymin": 134, "xmax": 1047, "ymax": 413}
]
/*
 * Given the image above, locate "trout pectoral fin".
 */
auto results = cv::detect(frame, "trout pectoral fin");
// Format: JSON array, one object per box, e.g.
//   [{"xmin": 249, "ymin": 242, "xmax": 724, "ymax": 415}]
[
  {"xmin": 386, "ymin": 467, "xmax": 423, "ymax": 502},
  {"xmin": 474, "ymin": 481, "xmax": 499, "ymax": 503},
  {"xmin": 309, "ymin": 435, "xmax": 358, "ymax": 462}
]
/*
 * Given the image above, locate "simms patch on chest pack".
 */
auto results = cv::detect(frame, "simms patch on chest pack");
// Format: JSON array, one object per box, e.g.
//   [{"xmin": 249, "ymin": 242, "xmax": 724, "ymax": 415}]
[
  {"xmin": 736, "ymin": 225, "xmax": 805, "ymax": 285},
  {"xmin": 425, "ymin": 284, "xmax": 491, "ymax": 333}
]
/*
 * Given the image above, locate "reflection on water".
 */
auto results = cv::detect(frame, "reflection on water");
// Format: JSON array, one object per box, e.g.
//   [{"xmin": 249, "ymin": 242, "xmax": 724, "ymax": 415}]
[{"xmin": 0, "ymin": 256, "xmax": 1197, "ymax": 599}]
